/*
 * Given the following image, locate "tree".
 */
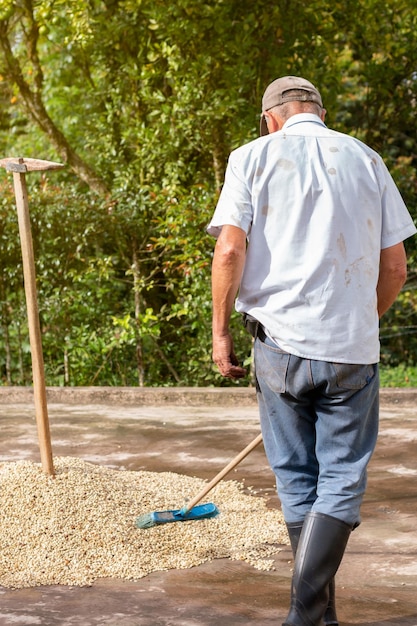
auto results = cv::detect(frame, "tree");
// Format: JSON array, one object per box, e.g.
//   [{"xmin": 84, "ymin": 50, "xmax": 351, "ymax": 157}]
[{"xmin": 0, "ymin": 0, "xmax": 416, "ymax": 385}]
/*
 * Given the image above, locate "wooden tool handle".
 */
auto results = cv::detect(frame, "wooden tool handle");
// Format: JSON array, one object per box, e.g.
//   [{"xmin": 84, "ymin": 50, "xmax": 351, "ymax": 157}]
[
  {"xmin": 13, "ymin": 171, "xmax": 55, "ymax": 476},
  {"xmin": 183, "ymin": 432, "xmax": 263, "ymax": 514}
]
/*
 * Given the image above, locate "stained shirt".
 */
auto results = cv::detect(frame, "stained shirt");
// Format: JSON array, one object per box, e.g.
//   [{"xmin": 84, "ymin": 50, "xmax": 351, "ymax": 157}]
[{"xmin": 207, "ymin": 113, "xmax": 416, "ymax": 364}]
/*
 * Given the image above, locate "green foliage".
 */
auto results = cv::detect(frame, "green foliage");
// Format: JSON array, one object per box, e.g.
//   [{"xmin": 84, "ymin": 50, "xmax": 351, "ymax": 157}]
[
  {"xmin": 379, "ymin": 364, "xmax": 417, "ymax": 388},
  {"xmin": 0, "ymin": 0, "xmax": 416, "ymax": 386}
]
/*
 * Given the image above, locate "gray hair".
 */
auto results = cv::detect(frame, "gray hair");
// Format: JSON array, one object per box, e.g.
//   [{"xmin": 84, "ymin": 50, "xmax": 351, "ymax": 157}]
[{"xmin": 269, "ymin": 99, "xmax": 323, "ymax": 121}]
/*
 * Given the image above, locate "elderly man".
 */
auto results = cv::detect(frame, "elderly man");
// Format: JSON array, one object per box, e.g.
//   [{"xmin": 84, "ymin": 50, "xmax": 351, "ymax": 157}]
[{"xmin": 208, "ymin": 76, "xmax": 416, "ymax": 625}]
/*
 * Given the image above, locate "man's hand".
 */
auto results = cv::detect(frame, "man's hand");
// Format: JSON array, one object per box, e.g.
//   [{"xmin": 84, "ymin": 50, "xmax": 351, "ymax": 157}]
[{"xmin": 212, "ymin": 332, "xmax": 247, "ymax": 379}]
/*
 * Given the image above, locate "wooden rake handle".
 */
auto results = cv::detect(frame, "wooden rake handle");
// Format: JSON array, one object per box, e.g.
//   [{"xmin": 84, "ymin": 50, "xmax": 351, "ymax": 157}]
[
  {"xmin": 0, "ymin": 157, "xmax": 64, "ymax": 476},
  {"xmin": 183, "ymin": 432, "xmax": 263, "ymax": 514}
]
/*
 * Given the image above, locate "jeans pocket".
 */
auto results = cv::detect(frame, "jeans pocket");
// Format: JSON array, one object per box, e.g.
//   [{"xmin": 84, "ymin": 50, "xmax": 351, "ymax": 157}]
[
  {"xmin": 254, "ymin": 337, "xmax": 290, "ymax": 393},
  {"xmin": 333, "ymin": 363, "xmax": 376, "ymax": 390}
]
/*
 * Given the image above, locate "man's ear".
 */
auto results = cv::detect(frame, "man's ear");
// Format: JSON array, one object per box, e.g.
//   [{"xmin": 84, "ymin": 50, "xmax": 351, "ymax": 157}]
[{"xmin": 266, "ymin": 114, "xmax": 280, "ymax": 133}]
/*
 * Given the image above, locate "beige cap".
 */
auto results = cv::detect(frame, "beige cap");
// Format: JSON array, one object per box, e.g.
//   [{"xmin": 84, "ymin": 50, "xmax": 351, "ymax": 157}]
[{"xmin": 260, "ymin": 75, "xmax": 323, "ymax": 135}]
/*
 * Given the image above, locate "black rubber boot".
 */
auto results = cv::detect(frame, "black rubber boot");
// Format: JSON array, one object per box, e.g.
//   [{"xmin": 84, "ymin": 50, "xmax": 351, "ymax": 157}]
[
  {"xmin": 286, "ymin": 522, "xmax": 339, "ymax": 626},
  {"xmin": 283, "ymin": 512, "xmax": 352, "ymax": 626}
]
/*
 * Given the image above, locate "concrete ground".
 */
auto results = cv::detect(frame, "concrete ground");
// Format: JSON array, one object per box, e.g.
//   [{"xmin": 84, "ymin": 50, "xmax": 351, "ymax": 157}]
[{"xmin": 0, "ymin": 387, "xmax": 416, "ymax": 626}]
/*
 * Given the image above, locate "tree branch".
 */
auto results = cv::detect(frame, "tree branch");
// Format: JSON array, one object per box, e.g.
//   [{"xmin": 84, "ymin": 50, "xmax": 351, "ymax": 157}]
[{"xmin": 0, "ymin": 17, "xmax": 110, "ymax": 196}]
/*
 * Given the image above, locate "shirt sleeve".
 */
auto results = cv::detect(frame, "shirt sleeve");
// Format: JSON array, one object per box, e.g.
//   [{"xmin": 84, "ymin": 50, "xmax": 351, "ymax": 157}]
[
  {"xmin": 378, "ymin": 158, "xmax": 417, "ymax": 249},
  {"xmin": 207, "ymin": 148, "xmax": 253, "ymax": 238}
]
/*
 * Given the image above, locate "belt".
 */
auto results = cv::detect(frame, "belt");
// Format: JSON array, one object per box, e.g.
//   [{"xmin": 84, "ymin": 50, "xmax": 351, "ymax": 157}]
[
  {"xmin": 242, "ymin": 314, "xmax": 267, "ymax": 342},
  {"xmin": 257, "ymin": 324, "xmax": 267, "ymax": 342}
]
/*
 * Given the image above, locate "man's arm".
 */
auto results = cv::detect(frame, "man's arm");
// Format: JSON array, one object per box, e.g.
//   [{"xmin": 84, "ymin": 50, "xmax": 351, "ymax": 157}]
[
  {"xmin": 211, "ymin": 224, "xmax": 247, "ymax": 378},
  {"xmin": 377, "ymin": 242, "xmax": 408, "ymax": 318}
]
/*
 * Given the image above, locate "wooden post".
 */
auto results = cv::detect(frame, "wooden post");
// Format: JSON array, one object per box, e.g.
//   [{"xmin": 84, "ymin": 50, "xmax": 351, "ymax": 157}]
[{"xmin": 0, "ymin": 157, "xmax": 64, "ymax": 476}]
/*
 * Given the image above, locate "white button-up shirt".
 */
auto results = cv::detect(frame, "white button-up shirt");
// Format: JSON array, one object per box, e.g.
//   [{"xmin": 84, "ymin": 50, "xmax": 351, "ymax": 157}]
[{"xmin": 208, "ymin": 114, "xmax": 416, "ymax": 363}]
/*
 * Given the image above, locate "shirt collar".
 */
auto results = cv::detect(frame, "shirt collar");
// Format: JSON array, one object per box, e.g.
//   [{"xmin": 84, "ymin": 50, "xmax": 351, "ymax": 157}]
[{"xmin": 282, "ymin": 113, "xmax": 326, "ymax": 130}]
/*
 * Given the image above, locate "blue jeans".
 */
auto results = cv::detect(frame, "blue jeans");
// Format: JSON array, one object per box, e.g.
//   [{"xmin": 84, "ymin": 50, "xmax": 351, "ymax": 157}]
[{"xmin": 254, "ymin": 336, "xmax": 379, "ymax": 527}]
